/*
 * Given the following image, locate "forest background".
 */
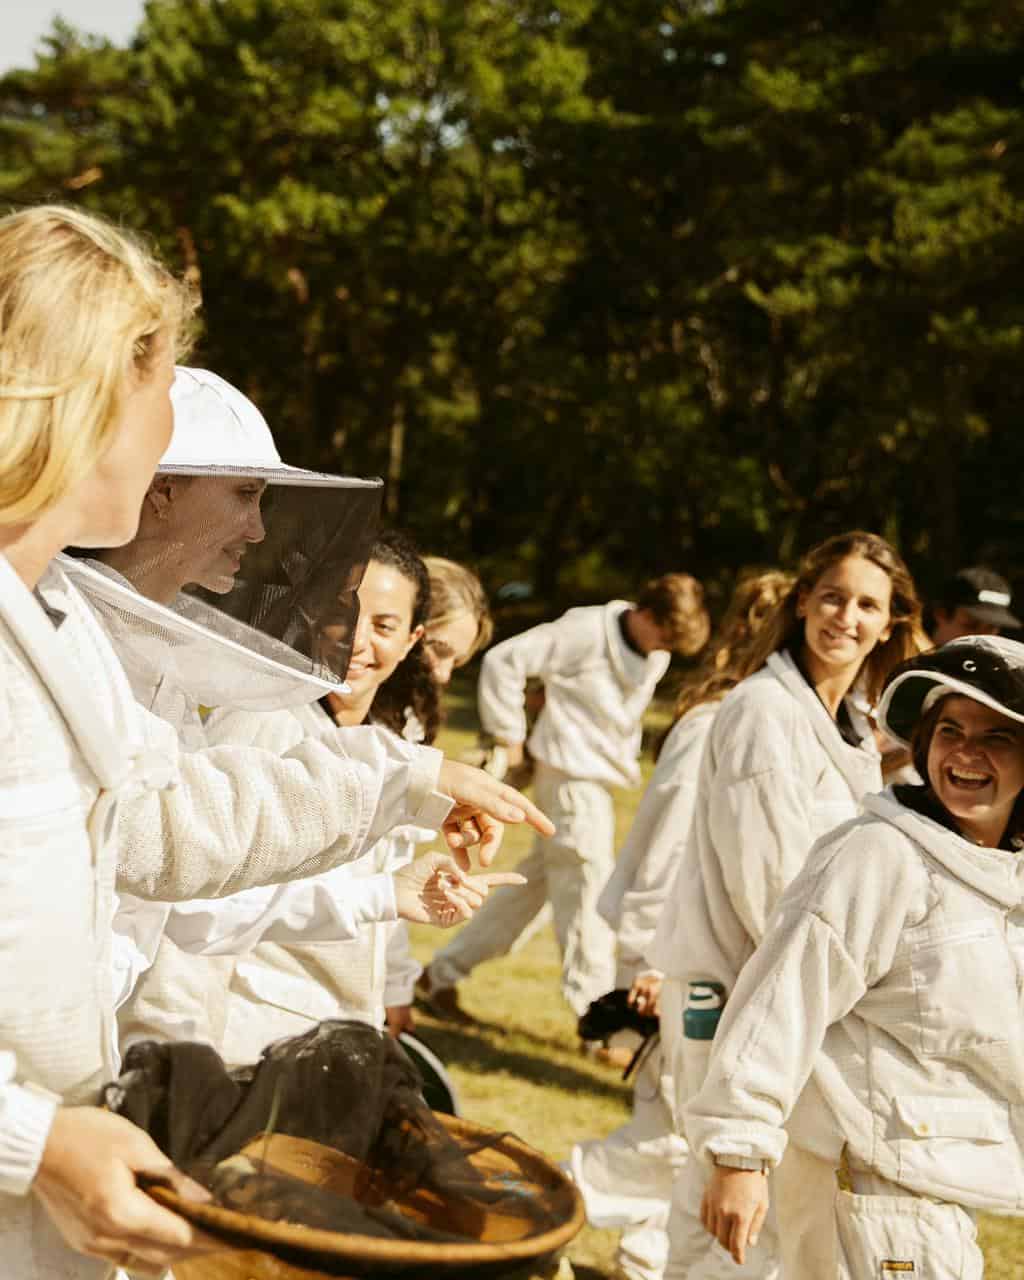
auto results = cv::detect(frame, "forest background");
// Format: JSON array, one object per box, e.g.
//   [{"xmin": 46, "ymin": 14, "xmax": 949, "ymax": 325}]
[{"xmin": 2, "ymin": 0, "xmax": 1023, "ymax": 617}]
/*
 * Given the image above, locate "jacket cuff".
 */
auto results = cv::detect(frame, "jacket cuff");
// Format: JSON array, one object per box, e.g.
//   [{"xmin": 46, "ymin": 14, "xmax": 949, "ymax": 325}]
[
  {"xmin": 0, "ymin": 1069, "xmax": 59, "ymax": 1196},
  {"xmin": 404, "ymin": 746, "xmax": 454, "ymax": 829},
  {"xmin": 712, "ymin": 1153, "xmax": 769, "ymax": 1172}
]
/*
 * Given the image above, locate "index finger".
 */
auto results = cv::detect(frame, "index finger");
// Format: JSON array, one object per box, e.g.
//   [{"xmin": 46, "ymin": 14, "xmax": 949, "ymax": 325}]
[
  {"xmin": 475, "ymin": 872, "xmax": 528, "ymax": 889},
  {"xmin": 498, "ymin": 786, "xmax": 554, "ymax": 836}
]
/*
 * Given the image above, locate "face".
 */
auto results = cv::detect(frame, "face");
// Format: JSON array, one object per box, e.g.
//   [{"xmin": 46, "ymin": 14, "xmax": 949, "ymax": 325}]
[
  {"xmin": 339, "ymin": 559, "xmax": 424, "ymax": 708},
  {"xmin": 151, "ymin": 475, "xmax": 267, "ymax": 593},
  {"xmin": 423, "ymin": 611, "xmax": 480, "ymax": 685},
  {"xmin": 927, "ymin": 695, "xmax": 1024, "ymax": 846},
  {"xmin": 72, "ymin": 339, "xmax": 176, "ymax": 547},
  {"xmin": 932, "ymin": 606, "xmax": 1002, "ymax": 646},
  {"xmin": 798, "ymin": 555, "xmax": 893, "ymax": 676}
]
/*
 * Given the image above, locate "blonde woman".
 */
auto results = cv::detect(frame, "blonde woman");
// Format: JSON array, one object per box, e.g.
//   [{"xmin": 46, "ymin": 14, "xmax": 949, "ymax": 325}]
[
  {"xmin": 421, "ymin": 555, "xmax": 494, "ymax": 685},
  {"xmin": 569, "ymin": 572, "xmax": 793, "ymax": 1280},
  {"xmin": 0, "ymin": 203, "xmax": 207, "ymax": 1279}
]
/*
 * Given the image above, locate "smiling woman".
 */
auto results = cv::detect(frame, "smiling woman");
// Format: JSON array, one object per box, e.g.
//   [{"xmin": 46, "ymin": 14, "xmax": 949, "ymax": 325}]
[
  {"xmin": 649, "ymin": 530, "xmax": 927, "ymax": 1280},
  {"xmin": 686, "ymin": 634, "xmax": 1024, "ymax": 1280}
]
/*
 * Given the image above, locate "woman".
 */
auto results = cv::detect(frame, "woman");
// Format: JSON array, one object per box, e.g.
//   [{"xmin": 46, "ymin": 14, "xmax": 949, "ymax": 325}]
[
  {"xmin": 421, "ymin": 555, "xmax": 494, "ymax": 686},
  {"xmin": 0, "ymin": 203, "xmax": 207, "ymax": 1279},
  {"xmin": 649, "ymin": 531, "xmax": 924, "ymax": 1280},
  {"xmin": 569, "ymin": 571, "xmax": 793, "ymax": 1280},
  {"xmin": 689, "ymin": 634, "xmax": 1024, "ymax": 1279}
]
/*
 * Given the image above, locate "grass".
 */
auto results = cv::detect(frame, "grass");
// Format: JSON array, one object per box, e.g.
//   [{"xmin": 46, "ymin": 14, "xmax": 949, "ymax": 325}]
[{"xmin": 409, "ymin": 679, "xmax": 1024, "ymax": 1278}]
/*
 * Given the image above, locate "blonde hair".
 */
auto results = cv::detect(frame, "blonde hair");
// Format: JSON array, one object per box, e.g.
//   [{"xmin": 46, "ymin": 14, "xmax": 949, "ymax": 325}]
[
  {"xmin": 423, "ymin": 555, "xmax": 494, "ymax": 657},
  {"xmin": 741, "ymin": 530, "xmax": 926, "ymax": 706},
  {"xmin": 668, "ymin": 570, "xmax": 795, "ymax": 736},
  {"xmin": 0, "ymin": 204, "xmax": 196, "ymax": 526},
  {"xmin": 636, "ymin": 572, "xmax": 710, "ymax": 656}
]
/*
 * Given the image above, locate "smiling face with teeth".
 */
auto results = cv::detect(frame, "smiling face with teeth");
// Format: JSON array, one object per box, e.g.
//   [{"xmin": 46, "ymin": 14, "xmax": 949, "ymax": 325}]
[{"xmin": 926, "ymin": 694, "xmax": 1024, "ymax": 847}]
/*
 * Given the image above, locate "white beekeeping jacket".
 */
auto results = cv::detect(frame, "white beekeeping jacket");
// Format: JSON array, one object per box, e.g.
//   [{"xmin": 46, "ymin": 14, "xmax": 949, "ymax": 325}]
[
  {"xmin": 478, "ymin": 601, "xmax": 669, "ymax": 789},
  {"xmin": 648, "ymin": 649, "xmax": 881, "ymax": 992},
  {"xmin": 597, "ymin": 700, "xmax": 718, "ymax": 987},
  {"xmin": 685, "ymin": 788, "xmax": 1024, "ymax": 1213}
]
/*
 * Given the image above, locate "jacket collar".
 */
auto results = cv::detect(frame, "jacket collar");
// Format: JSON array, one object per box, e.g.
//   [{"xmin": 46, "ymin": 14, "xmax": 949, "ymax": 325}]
[
  {"xmin": 604, "ymin": 600, "xmax": 671, "ymax": 693},
  {"xmin": 0, "ymin": 554, "xmax": 168, "ymax": 794},
  {"xmin": 864, "ymin": 788, "xmax": 1024, "ymax": 909},
  {"xmin": 765, "ymin": 649, "xmax": 880, "ymax": 796}
]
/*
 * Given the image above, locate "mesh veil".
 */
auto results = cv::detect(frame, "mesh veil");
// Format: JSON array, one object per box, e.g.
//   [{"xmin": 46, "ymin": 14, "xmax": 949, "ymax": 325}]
[
  {"xmin": 104, "ymin": 1023, "xmax": 568, "ymax": 1251},
  {"xmin": 62, "ymin": 469, "xmax": 382, "ymax": 712}
]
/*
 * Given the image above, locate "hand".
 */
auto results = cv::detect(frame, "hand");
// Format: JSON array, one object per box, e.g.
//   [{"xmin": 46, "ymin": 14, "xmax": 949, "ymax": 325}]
[
  {"xmin": 437, "ymin": 759, "xmax": 554, "ymax": 869},
  {"xmin": 385, "ymin": 1004, "xmax": 415, "ymax": 1037},
  {"xmin": 393, "ymin": 851, "xmax": 527, "ymax": 927},
  {"xmin": 628, "ymin": 970, "xmax": 663, "ymax": 1018},
  {"xmin": 33, "ymin": 1106, "xmax": 214, "ymax": 1275},
  {"xmin": 700, "ymin": 1165, "xmax": 770, "ymax": 1266}
]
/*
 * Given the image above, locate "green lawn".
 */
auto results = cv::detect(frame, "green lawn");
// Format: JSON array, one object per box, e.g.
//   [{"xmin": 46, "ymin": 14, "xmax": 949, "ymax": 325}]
[{"xmin": 408, "ymin": 681, "xmax": 1024, "ymax": 1278}]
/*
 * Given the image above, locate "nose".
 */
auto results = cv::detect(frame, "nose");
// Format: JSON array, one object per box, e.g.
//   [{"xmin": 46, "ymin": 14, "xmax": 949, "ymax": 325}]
[
  {"xmin": 351, "ymin": 610, "xmax": 372, "ymax": 656},
  {"xmin": 835, "ymin": 598, "xmax": 857, "ymax": 629},
  {"xmin": 245, "ymin": 507, "xmax": 266, "ymax": 543}
]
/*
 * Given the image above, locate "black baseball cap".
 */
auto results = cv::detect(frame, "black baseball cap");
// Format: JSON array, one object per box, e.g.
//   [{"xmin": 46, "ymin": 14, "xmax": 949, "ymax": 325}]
[{"xmin": 936, "ymin": 567, "xmax": 1021, "ymax": 630}]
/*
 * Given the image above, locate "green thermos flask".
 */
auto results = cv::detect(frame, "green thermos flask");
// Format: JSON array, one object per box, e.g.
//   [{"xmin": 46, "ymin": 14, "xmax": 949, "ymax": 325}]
[{"xmin": 683, "ymin": 981, "xmax": 726, "ymax": 1040}]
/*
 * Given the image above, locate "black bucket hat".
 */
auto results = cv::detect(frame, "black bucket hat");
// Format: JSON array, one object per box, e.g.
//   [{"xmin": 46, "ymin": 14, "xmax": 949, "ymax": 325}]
[
  {"xmin": 937, "ymin": 567, "xmax": 1022, "ymax": 630},
  {"xmin": 877, "ymin": 635, "xmax": 1024, "ymax": 747}
]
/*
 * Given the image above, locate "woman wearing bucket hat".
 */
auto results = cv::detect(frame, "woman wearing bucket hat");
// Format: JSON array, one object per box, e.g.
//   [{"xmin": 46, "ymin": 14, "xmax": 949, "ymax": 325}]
[
  {"xmin": 688, "ymin": 633, "xmax": 1024, "ymax": 1279},
  {"xmin": 649, "ymin": 531, "xmax": 925, "ymax": 1280}
]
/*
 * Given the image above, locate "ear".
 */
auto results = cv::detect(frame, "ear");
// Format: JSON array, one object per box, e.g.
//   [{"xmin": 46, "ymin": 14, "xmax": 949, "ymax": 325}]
[
  {"xmin": 402, "ymin": 623, "xmax": 426, "ymax": 660},
  {"xmin": 145, "ymin": 474, "xmax": 177, "ymax": 521},
  {"xmin": 795, "ymin": 586, "xmax": 809, "ymax": 619}
]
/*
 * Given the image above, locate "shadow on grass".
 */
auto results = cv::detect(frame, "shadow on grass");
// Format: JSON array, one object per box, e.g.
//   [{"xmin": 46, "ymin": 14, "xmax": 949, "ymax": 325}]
[{"xmin": 412, "ymin": 1019, "xmax": 630, "ymax": 1106}]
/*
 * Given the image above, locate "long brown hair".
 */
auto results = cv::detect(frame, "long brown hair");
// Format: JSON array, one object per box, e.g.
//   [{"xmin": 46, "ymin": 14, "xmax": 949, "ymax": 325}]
[
  {"xmin": 658, "ymin": 570, "xmax": 793, "ymax": 758},
  {"xmin": 741, "ymin": 531, "xmax": 927, "ymax": 707}
]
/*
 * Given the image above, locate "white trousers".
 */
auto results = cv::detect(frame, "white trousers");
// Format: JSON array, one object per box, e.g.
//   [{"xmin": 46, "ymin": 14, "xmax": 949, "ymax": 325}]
[
  {"xmin": 429, "ymin": 764, "xmax": 617, "ymax": 1014},
  {"xmin": 568, "ymin": 1042, "xmax": 689, "ymax": 1280}
]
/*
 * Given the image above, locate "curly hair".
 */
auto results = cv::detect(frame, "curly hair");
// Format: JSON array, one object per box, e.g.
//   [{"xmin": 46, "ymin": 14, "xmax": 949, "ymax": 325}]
[
  {"xmin": 657, "ymin": 570, "xmax": 793, "ymax": 758},
  {"xmin": 368, "ymin": 530, "xmax": 442, "ymax": 744}
]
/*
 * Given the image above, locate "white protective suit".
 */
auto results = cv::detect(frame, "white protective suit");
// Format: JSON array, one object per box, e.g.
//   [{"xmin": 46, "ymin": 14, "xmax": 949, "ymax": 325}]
[
  {"xmin": 568, "ymin": 702, "xmax": 717, "ymax": 1280},
  {"xmin": 429, "ymin": 601, "xmax": 669, "ymax": 1015},
  {"xmin": 117, "ymin": 692, "xmax": 443, "ymax": 1061},
  {"xmin": 647, "ymin": 649, "xmax": 882, "ymax": 1280},
  {"xmin": 0, "ymin": 555, "xmax": 446, "ymax": 1280},
  {"xmin": 682, "ymin": 786, "xmax": 1024, "ymax": 1279}
]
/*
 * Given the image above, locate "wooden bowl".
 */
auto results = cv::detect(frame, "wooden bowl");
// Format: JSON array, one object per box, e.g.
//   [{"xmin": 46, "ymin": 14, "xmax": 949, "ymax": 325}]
[{"xmin": 150, "ymin": 1114, "xmax": 584, "ymax": 1279}]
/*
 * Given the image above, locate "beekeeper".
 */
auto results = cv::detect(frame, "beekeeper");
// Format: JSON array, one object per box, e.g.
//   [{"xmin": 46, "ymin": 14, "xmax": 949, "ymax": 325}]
[
  {"xmin": 649, "ymin": 530, "xmax": 924, "ymax": 1280},
  {"xmin": 419, "ymin": 574, "xmax": 710, "ymax": 1019},
  {"xmin": 568, "ymin": 571, "xmax": 792, "ymax": 1280},
  {"xmin": 689, "ymin": 633, "xmax": 1024, "ymax": 1280}
]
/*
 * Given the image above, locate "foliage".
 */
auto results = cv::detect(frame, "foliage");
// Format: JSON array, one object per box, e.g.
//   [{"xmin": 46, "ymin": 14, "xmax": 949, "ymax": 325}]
[{"xmin": 2, "ymin": 0, "xmax": 1024, "ymax": 606}]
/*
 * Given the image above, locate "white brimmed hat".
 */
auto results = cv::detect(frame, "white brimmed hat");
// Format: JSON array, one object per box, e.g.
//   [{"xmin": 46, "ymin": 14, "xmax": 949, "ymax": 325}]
[
  {"xmin": 71, "ymin": 368, "xmax": 382, "ymax": 710},
  {"xmin": 877, "ymin": 635, "xmax": 1024, "ymax": 747}
]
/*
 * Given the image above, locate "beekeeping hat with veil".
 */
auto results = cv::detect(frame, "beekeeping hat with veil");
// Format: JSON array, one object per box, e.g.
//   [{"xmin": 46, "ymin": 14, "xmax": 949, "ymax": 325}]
[{"xmin": 63, "ymin": 367, "xmax": 382, "ymax": 714}]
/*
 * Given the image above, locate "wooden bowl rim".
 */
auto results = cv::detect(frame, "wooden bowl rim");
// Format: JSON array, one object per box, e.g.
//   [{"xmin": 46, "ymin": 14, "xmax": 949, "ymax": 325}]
[{"xmin": 148, "ymin": 1113, "xmax": 585, "ymax": 1265}]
